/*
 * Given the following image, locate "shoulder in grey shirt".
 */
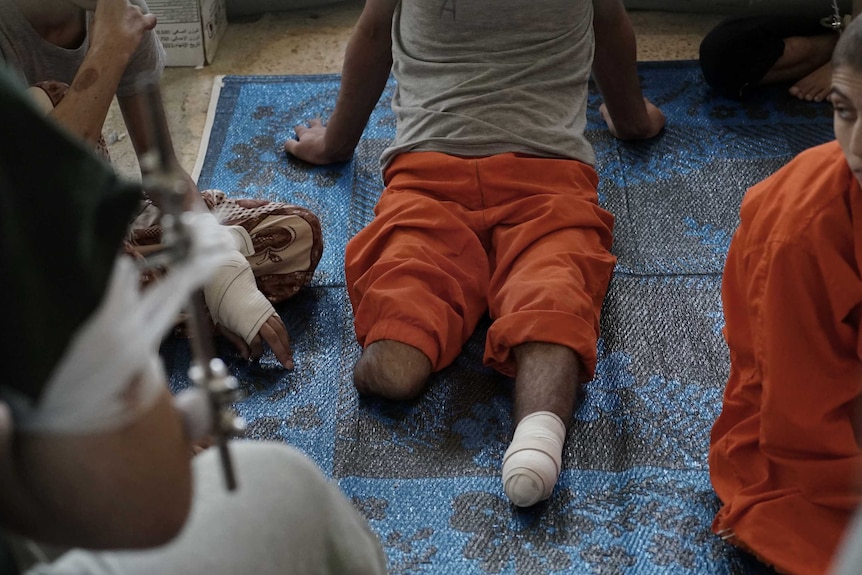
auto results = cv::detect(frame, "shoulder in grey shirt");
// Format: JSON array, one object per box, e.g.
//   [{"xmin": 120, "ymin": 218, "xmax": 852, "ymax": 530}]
[
  {"xmin": 0, "ymin": 0, "xmax": 165, "ymax": 98},
  {"xmin": 383, "ymin": 0, "xmax": 596, "ymax": 169}
]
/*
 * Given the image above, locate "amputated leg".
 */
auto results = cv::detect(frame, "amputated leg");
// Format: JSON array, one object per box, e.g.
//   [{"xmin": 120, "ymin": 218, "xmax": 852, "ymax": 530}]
[
  {"xmin": 353, "ymin": 340, "xmax": 432, "ymax": 400},
  {"xmin": 475, "ymin": 155, "xmax": 614, "ymax": 507},
  {"xmin": 502, "ymin": 342, "xmax": 580, "ymax": 507},
  {"xmin": 346, "ymin": 153, "xmax": 493, "ymax": 401}
]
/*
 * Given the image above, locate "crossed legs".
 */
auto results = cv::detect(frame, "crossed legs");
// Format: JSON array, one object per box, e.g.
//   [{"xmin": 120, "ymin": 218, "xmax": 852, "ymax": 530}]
[
  {"xmin": 763, "ymin": 33, "xmax": 839, "ymax": 102},
  {"xmin": 699, "ymin": 14, "xmax": 840, "ymax": 101}
]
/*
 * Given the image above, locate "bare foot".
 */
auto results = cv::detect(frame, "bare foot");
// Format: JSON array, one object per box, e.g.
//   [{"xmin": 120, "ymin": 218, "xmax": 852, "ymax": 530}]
[
  {"xmin": 353, "ymin": 340, "xmax": 432, "ymax": 400},
  {"xmin": 789, "ymin": 62, "xmax": 833, "ymax": 102}
]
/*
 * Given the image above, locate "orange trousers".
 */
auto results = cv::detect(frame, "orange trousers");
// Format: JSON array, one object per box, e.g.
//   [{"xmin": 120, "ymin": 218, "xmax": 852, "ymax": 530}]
[{"xmin": 345, "ymin": 152, "xmax": 616, "ymax": 379}]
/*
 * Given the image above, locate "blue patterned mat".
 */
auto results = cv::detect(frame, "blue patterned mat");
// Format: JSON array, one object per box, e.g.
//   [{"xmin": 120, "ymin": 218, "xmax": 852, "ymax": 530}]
[{"xmin": 164, "ymin": 61, "xmax": 834, "ymax": 574}]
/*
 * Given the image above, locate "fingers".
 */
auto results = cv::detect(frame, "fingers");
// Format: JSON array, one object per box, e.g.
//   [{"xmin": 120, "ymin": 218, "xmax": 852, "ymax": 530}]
[
  {"xmin": 292, "ymin": 118, "xmax": 323, "ymax": 138},
  {"xmin": 235, "ymin": 198, "xmax": 269, "ymax": 209},
  {"xmin": 216, "ymin": 317, "xmax": 293, "ymax": 369},
  {"xmin": 598, "ymin": 102, "xmax": 618, "ymax": 138},
  {"xmin": 248, "ymin": 335, "xmax": 264, "ymax": 362},
  {"xmin": 259, "ymin": 315, "xmax": 294, "ymax": 370},
  {"xmin": 216, "ymin": 325, "xmax": 252, "ymax": 361},
  {"xmin": 91, "ymin": 0, "xmax": 158, "ymax": 54},
  {"xmin": 191, "ymin": 435, "xmax": 214, "ymax": 457},
  {"xmin": 284, "ymin": 118, "xmax": 324, "ymax": 153},
  {"xmin": 304, "ymin": 118, "xmax": 324, "ymax": 130},
  {"xmin": 110, "ymin": 0, "xmax": 156, "ymax": 28},
  {"xmin": 600, "ymin": 98, "xmax": 665, "ymax": 140},
  {"xmin": 644, "ymin": 98, "xmax": 666, "ymax": 136}
]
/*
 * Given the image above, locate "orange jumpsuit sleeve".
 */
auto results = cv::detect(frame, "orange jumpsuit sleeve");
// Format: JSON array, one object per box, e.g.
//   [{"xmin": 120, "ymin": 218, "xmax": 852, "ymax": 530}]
[{"xmin": 750, "ymin": 237, "xmax": 862, "ymax": 508}]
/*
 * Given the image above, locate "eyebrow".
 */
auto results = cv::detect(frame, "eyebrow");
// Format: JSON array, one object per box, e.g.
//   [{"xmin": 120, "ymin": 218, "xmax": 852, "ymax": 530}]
[{"xmin": 830, "ymin": 87, "xmax": 848, "ymax": 99}]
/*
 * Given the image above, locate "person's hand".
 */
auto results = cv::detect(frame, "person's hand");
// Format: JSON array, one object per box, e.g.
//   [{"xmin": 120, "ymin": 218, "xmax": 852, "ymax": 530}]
[
  {"xmin": 218, "ymin": 314, "xmax": 294, "ymax": 370},
  {"xmin": 600, "ymin": 97, "xmax": 666, "ymax": 140},
  {"xmin": 284, "ymin": 118, "xmax": 350, "ymax": 165},
  {"xmin": 90, "ymin": 0, "xmax": 158, "ymax": 62}
]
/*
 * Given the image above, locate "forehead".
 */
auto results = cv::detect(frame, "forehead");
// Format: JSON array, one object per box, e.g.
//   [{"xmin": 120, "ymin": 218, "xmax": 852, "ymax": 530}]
[{"xmin": 832, "ymin": 67, "xmax": 862, "ymax": 100}]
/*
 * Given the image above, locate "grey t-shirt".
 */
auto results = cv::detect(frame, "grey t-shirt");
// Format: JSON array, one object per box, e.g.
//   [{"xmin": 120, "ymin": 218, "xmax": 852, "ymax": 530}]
[
  {"xmin": 382, "ymin": 0, "xmax": 596, "ymax": 169},
  {"xmin": 0, "ymin": 0, "xmax": 164, "ymax": 98}
]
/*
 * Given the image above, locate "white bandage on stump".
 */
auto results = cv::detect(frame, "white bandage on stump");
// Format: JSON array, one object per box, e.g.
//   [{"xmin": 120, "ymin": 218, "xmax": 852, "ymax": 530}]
[
  {"xmin": 204, "ymin": 250, "xmax": 275, "ymax": 347},
  {"xmin": 502, "ymin": 411, "xmax": 566, "ymax": 507}
]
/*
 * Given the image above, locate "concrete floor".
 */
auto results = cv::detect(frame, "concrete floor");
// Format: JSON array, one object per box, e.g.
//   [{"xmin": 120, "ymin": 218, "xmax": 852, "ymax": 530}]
[{"xmin": 104, "ymin": 2, "xmax": 726, "ymax": 181}]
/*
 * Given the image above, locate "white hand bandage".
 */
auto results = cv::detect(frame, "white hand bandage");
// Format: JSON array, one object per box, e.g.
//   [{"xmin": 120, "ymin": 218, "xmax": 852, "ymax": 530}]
[
  {"xmin": 501, "ymin": 411, "xmax": 566, "ymax": 507},
  {"xmin": 2, "ymin": 212, "xmax": 233, "ymax": 434},
  {"xmin": 204, "ymin": 250, "xmax": 275, "ymax": 346},
  {"xmin": 223, "ymin": 224, "xmax": 255, "ymax": 256}
]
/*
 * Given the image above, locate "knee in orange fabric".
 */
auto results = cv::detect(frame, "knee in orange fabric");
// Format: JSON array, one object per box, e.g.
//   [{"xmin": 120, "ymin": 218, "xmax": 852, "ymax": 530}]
[
  {"xmin": 346, "ymin": 176, "xmax": 489, "ymax": 372},
  {"xmin": 481, "ymin": 160, "xmax": 616, "ymax": 380}
]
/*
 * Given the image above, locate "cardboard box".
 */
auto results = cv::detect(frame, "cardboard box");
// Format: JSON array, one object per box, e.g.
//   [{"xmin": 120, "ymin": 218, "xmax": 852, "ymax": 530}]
[{"xmin": 149, "ymin": 0, "xmax": 227, "ymax": 67}]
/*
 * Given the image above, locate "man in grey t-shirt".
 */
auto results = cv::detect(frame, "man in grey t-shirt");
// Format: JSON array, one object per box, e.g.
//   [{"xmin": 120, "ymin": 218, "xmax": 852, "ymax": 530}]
[{"xmin": 285, "ymin": 0, "xmax": 664, "ymax": 509}]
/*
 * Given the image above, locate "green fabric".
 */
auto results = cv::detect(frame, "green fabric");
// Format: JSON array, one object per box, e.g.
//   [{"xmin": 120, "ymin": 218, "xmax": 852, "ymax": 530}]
[{"xmin": 0, "ymin": 67, "xmax": 141, "ymax": 401}]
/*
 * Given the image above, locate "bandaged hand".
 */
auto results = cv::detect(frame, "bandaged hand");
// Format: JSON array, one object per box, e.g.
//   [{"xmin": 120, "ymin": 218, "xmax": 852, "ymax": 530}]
[
  {"xmin": 1, "ymin": 212, "xmax": 233, "ymax": 434},
  {"xmin": 204, "ymin": 251, "xmax": 294, "ymax": 368}
]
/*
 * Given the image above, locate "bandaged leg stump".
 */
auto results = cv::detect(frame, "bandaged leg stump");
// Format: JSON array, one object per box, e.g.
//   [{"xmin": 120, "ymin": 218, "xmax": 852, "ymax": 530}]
[{"xmin": 501, "ymin": 411, "xmax": 566, "ymax": 507}]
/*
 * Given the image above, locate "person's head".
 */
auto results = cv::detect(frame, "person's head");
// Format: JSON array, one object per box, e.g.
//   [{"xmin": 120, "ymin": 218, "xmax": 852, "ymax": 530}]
[{"xmin": 831, "ymin": 17, "xmax": 862, "ymax": 184}]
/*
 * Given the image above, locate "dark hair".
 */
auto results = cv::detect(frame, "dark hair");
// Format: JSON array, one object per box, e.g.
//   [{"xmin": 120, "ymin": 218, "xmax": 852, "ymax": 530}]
[{"xmin": 833, "ymin": 16, "xmax": 862, "ymax": 72}]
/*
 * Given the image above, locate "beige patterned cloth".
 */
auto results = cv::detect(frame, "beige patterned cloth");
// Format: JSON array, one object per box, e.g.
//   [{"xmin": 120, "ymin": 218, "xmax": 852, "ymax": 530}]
[
  {"xmin": 32, "ymin": 80, "xmax": 323, "ymax": 307},
  {"xmin": 129, "ymin": 189, "xmax": 323, "ymax": 304}
]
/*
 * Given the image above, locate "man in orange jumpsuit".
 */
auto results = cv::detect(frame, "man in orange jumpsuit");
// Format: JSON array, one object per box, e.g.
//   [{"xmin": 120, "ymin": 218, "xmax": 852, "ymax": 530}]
[{"xmin": 709, "ymin": 15, "xmax": 862, "ymax": 575}]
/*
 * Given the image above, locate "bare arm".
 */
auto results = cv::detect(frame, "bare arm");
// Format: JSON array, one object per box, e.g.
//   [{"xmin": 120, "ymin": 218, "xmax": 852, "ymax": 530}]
[
  {"xmin": 119, "ymin": 89, "xmax": 202, "ymax": 210},
  {"xmin": 48, "ymin": 0, "xmax": 157, "ymax": 146},
  {"xmin": 0, "ymin": 386, "xmax": 193, "ymax": 549},
  {"xmin": 591, "ymin": 0, "xmax": 665, "ymax": 140},
  {"xmin": 284, "ymin": 0, "xmax": 399, "ymax": 164}
]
